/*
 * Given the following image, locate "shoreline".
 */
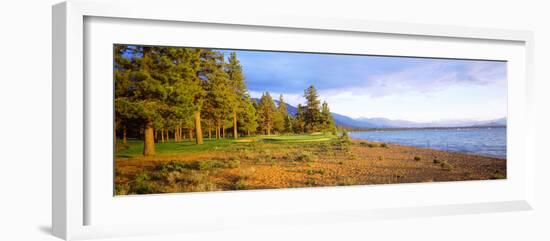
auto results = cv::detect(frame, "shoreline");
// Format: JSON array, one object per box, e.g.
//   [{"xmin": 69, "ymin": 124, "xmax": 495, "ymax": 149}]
[
  {"xmin": 348, "ymin": 137, "xmax": 507, "ymax": 160},
  {"xmin": 115, "ymin": 136, "xmax": 507, "ymax": 194}
]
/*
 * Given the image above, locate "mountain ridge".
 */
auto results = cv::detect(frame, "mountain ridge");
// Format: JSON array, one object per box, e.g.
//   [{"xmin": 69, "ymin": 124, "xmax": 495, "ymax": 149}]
[{"xmin": 251, "ymin": 98, "xmax": 506, "ymax": 128}]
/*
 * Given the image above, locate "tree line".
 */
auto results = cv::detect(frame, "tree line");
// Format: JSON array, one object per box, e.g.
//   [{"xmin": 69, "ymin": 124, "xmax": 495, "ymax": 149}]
[{"xmin": 114, "ymin": 45, "xmax": 336, "ymax": 156}]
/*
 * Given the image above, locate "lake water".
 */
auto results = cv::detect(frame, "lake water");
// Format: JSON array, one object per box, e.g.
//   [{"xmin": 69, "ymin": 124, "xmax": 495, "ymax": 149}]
[{"xmin": 349, "ymin": 127, "xmax": 506, "ymax": 158}]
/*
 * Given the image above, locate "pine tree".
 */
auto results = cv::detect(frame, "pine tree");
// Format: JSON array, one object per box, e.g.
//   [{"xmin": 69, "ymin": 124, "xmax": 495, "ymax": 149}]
[
  {"xmin": 239, "ymin": 97, "xmax": 259, "ymax": 136},
  {"xmin": 257, "ymin": 92, "xmax": 277, "ymax": 135},
  {"xmin": 131, "ymin": 46, "xmax": 169, "ymax": 156},
  {"xmin": 303, "ymin": 85, "xmax": 323, "ymax": 133},
  {"xmin": 321, "ymin": 101, "xmax": 336, "ymax": 134},
  {"xmin": 273, "ymin": 94, "xmax": 287, "ymax": 133},
  {"xmin": 226, "ymin": 52, "xmax": 247, "ymax": 139},
  {"xmin": 114, "ymin": 45, "xmax": 137, "ymax": 146},
  {"xmin": 161, "ymin": 47, "xmax": 203, "ymax": 144},
  {"xmin": 294, "ymin": 104, "xmax": 305, "ymax": 133},
  {"xmin": 277, "ymin": 94, "xmax": 293, "ymax": 133},
  {"xmin": 202, "ymin": 51, "xmax": 232, "ymax": 140}
]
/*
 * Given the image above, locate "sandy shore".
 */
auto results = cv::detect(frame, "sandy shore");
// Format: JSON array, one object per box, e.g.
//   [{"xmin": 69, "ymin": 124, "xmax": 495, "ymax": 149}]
[{"xmin": 115, "ymin": 138, "xmax": 507, "ymax": 194}]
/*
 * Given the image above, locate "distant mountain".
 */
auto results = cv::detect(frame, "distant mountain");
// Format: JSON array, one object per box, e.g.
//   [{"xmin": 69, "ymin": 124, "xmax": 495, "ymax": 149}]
[
  {"xmin": 251, "ymin": 98, "xmax": 506, "ymax": 128},
  {"xmin": 353, "ymin": 117, "xmax": 507, "ymax": 128},
  {"xmin": 468, "ymin": 117, "xmax": 507, "ymax": 127}
]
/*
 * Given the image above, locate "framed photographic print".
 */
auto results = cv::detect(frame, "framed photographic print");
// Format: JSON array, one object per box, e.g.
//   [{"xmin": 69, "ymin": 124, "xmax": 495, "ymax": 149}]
[{"xmin": 53, "ymin": 0, "xmax": 535, "ymax": 240}]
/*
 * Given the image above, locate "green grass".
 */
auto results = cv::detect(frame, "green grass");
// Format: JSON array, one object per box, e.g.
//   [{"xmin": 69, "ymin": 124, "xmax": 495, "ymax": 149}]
[{"xmin": 117, "ymin": 134, "xmax": 335, "ymax": 158}]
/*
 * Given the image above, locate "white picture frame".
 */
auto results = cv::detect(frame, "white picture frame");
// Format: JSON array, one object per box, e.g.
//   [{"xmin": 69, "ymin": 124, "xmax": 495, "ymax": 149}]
[{"xmin": 52, "ymin": 0, "xmax": 535, "ymax": 240}]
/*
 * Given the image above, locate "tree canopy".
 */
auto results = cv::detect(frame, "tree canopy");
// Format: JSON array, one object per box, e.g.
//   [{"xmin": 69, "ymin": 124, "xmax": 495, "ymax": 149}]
[{"xmin": 114, "ymin": 45, "xmax": 336, "ymax": 156}]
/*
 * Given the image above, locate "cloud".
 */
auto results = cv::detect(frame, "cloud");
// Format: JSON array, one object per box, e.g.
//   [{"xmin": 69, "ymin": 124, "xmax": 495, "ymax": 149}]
[
  {"xmin": 220, "ymin": 49, "xmax": 506, "ymax": 99},
  {"xmin": 231, "ymin": 51, "xmax": 507, "ymax": 122},
  {"xmin": 354, "ymin": 60, "xmax": 506, "ymax": 97}
]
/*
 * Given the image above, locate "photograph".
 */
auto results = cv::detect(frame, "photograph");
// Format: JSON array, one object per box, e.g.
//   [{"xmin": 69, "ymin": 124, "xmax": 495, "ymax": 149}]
[{"xmin": 113, "ymin": 44, "xmax": 507, "ymax": 195}]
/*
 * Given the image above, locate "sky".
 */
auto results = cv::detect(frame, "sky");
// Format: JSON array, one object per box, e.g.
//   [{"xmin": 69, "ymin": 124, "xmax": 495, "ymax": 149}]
[{"xmin": 221, "ymin": 49, "xmax": 507, "ymax": 123}]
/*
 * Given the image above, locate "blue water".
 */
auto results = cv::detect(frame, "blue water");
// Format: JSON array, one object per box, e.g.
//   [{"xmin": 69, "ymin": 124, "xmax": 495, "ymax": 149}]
[{"xmin": 349, "ymin": 127, "xmax": 506, "ymax": 158}]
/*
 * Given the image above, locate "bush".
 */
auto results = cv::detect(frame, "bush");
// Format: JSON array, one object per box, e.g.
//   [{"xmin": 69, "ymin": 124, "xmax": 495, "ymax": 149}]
[
  {"xmin": 439, "ymin": 160, "xmax": 453, "ymax": 171},
  {"xmin": 294, "ymin": 152, "xmax": 317, "ymax": 162},
  {"xmin": 337, "ymin": 177, "xmax": 356, "ymax": 186},
  {"xmin": 305, "ymin": 169, "xmax": 325, "ymax": 175},
  {"xmin": 159, "ymin": 159, "xmax": 240, "ymax": 171},
  {"xmin": 232, "ymin": 168, "xmax": 256, "ymax": 190},
  {"xmin": 360, "ymin": 142, "xmax": 387, "ymax": 148},
  {"xmin": 340, "ymin": 130, "xmax": 351, "ymax": 145},
  {"xmin": 433, "ymin": 158, "xmax": 441, "ymax": 164},
  {"xmin": 239, "ymin": 167, "xmax": 256, "ymax": 180},
  {"xmin": 414, "ymin": 156, "xmax": 421, "ymax": 161},
  {"xmin": 363, "ymin": 143, "xmax": 378, "ymax": 148},
  {"xmin": 115, "ymin": 183, "xmax": 129, "ymax": 195},
  {"xmin": 157, "ymin": 161, "xmax": 187, "ymax": 172},
  {"xmin": 393, "ymin": 171, "xmax": 406, "ymax": 178},
  {"xmin": 167, "ymin": 170, "xmax": 218, "ymax": 192},
  {"xmin": 166, "ymin": 170, "xmax": 209, "ymax": 185},
  {"xmin": 490, "ymin": 170, "xmax": 506, "ymax": 179},
  {"xmin": 233, "ymin": 179, "xmax": 247, "ymax": 190},
  {"xmin": 129, "ymin": 172, "xmax": 157, "ymax": 194},
  {"xmin": 304, "ymin": 178, "xmax": 317, "ymax": 186}
]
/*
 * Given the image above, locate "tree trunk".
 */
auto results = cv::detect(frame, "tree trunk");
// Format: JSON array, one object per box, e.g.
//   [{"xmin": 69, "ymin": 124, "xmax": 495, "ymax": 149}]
[
  {"xmin": 194, "ymin": 111, "xmax": 203, "ymax": 144},
  {"xmin": 222, "ymin": 126, "xmax": 225, "ymax": 138},
  {"xmin": 208, "ymin": 128, "xmax": 212, "ymax": 139},
  {"xmin": 143, "ymin": 121, "xmax": 156, "ymax": 156},
  {"xmin": 216, "ymin": 120, "xmax": 220, "ymax": 140},
  {"xmin": 247, "ymin": 130, "xmax": 250, "ymax": 136},
  {"xmin": 267, "ymin": 124, "xmax": 271, "ymax": 135},
  {"xmin": 161, "ymin": 128, "xmax": 165, "ymax": 143},
  {"xmin": 233, "ymin": 111, "xmax": 238, "ymax": 139},
  {"xmin": 122, "ymin": 126, "xmax": 127, "ymax": 145},
  {"xmin": 174, "ymin": 128, "xmax": 178, "ymax": 142}
]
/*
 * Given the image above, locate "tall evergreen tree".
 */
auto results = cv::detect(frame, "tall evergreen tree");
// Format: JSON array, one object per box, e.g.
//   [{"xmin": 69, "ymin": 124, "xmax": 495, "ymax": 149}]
[
  {"xmin": 257, "ymin": 92, "xmax": 277, "ymax": 135},
  {"xmin": 161, "ymin": 47, "xmax": 203, "ymax": 144},
  {"xmin": 201, "ymin": 51, "xmax": 232, "ymax": 140},
  {"xmin": 114, "ymin": 45, "xmax": 137, "ymax": 146},
  {"xmin": 273, "ymin": 94, "xmax": 287, "ymax": 133},
  {"xmin": 238, "ymin": 97, "xmax": 259, "ymax": 136},
  {"xmin": 321, "ymin": 101, "xmax": 336, "ymax": 133},
  {"xmin": 226, "ymin": 52, "xmax": 247, "ymax": 139},
  {"xmin": 131, "ymin": 46, "xmax": 168, "ymax": 156},
  {"xmin": 294, "ymin": 104, "xmax": 305, "ymax": 133},
  {"xmin": 303, "ymin": 85, "xmax": 323, "ymax": 133}
]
